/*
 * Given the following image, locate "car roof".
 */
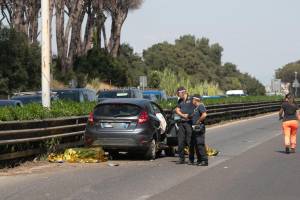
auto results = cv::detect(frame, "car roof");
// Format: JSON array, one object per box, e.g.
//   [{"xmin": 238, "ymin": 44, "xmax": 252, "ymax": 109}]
[
  {"xmin": 12, "ymin": 95, "xmax": 41, "ymax": 99},
  {"xmin": 98, "ymin": 98, "xmax": 152, "ymax": 107},
  {"xmin": 53, "ymin": 88, "xmax": 93, "ymax": 92},
  {"xmin": 143, "ymin": 90, "xmax": 163, "ymax": 94},
  {"xmin": 99, "ymin": 88, "xmax": 140, "ymax": 92}
]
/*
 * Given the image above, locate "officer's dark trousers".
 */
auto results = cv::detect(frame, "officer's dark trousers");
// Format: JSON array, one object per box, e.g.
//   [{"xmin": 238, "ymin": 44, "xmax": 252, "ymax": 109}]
[
  {"xmin": 177, "ymin": 122, "xmax": 192, "ymax": 160},
  {"xmin": 189, "ymin": 130, "xmax": 208, "ymax": 162}
]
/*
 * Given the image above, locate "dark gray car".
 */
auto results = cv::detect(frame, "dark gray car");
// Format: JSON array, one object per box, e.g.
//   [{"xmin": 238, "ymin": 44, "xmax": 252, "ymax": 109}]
[{"xmin": 84, "ymin": 98, "xmax": 170, "ymax": 160}]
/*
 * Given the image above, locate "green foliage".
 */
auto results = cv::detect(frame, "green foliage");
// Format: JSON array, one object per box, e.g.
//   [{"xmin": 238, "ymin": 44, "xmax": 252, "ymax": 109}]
[
  {"xmin": 155, "ymin": 68, "xmax": 222, "ymax": 96},
  {"xmin": 118, "ymin": 44, "xmax": 147, "ymax": 86},
  {"xmin": 73, "ymin": 48, "xmax": 128, "ymax": 86},
  {"xmin": 0, "ymin": 28, "xmax": 41, "ymax": 95},
  {"xmin": 143, "ymin": 35, "xmax": 265, "ymax": 95},
  {"xmin": 0, "ymin": 101, "xmax": 96, "ymax": 121}
]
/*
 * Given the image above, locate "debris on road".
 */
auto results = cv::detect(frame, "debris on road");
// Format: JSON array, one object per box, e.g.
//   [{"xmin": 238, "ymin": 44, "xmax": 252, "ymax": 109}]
[
  {"xmin": 48, "ymin": 147, "xmax": 107, "ymax": 163},
  {"xmin": 184, "ymin": 145, "xmax": 219, "ymax": 156},
  {"xmin": 107, "ymin": 163, "xmax": 119, "ymax": 167}
]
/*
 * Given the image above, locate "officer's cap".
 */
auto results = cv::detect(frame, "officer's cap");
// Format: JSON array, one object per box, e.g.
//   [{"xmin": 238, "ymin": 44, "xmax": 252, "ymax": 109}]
[
  {"xmin": 176, "ymin": 86, "xmax": 186, "ymax": 93},
  {"xmin": 192, "ymin": 94, "xmax": 202, "ymax": 101}
]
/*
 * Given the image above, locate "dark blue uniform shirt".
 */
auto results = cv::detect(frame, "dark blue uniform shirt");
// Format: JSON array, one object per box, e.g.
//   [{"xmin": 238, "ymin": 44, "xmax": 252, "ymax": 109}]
[
  {"xmin": 192, "ymin": 103, "xmax": 207, "ymax": 125},
  {"xmin": 177, "ymin": 96, "xmax": 195, "ymax": 121}
]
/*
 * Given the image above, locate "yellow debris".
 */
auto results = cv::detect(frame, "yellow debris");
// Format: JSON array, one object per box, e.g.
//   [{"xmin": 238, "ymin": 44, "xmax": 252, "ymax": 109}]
[
  {"xmin": 48, "ymin": 147, "xmax": 107, "ymax": 163},
  {"xmin": 184, "ymin": 145, "xmax": 219, "ymax": 157}
]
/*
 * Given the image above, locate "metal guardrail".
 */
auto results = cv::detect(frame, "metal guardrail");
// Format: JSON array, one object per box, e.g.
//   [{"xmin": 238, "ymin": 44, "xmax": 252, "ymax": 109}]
[{"xmin": 0, "ymin": 101, "xmax": 281, "ymax": 162}]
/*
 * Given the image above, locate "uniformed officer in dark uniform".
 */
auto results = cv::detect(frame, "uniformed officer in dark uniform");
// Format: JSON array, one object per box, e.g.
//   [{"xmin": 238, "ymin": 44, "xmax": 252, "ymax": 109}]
[
  {"xmin": 189, "ymin": 94, "xmax": 208, "ymax": 166},
  {"xmin": 175, "ymin": 87, "xmax": 195, "ymax": 164}
]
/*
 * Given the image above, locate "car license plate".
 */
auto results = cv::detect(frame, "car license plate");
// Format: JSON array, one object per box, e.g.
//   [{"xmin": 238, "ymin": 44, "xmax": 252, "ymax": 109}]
[{"xmin": 101, "ymin": 123, "xmax": 129, "ymax": 129}]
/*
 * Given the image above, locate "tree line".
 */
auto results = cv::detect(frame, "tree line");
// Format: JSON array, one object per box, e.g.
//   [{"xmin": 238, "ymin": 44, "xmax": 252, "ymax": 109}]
[
  {"xmin": 0, "ymin": 0, "xmax": 143, "ymax": 73},
  {"xmin": 276, "ymin": 60, "xmax": 300, "ymax": 83},
  {"xmin": 0, "ymin": 1, "xmax": 265, "ymax": 96}
]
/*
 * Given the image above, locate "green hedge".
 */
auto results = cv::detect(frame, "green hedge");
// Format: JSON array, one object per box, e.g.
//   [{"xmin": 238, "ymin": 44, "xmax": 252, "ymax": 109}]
[
  {"xmin": 0, "ymin": 101, "xmax": 96, "ymax": 121},
  {"xmin": 0, "ymin": 96, "xmax": 283, "ymax": 122}
]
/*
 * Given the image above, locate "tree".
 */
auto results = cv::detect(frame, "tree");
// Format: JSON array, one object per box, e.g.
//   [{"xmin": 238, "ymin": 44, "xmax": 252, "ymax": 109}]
[
  {"xmin": 276, "ymin": 61, "xmax": 300, "ymax": 83},
  {"xmin": 73, "ymin": 48, "xmax": 128, "ymax": 86},
  {"xmin": 143, "ymin": 35, "xmax": 266, "ymax": 95},
  {"xmin": 118, "ymin": 43, "xmax": 147, "ymax": 86},
  {"xmin": 0, "ymin": 28, "xmax": 40, "ymax": 95},
  {"xmin": 104, "ymin": 0, "xmax": 143, "ymax": 57}
]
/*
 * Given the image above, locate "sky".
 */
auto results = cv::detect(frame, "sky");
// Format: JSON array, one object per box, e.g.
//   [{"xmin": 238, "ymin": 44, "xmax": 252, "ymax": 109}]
[{"xmin": 120, "ymin": 0, "xmax": 300, "ymax": 85}]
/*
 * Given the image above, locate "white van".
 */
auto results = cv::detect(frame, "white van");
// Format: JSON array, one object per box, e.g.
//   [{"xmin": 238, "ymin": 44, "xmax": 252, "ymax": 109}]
[{"xmin": 225, "ymin": 90, "xmax": 246, "ymax": 96}]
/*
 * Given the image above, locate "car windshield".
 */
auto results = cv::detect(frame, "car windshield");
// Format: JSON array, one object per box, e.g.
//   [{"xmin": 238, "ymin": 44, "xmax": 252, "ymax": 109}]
[
  {"xmin": 143, "ymin": 94, "xmax": 151, "ymax": 100},
  {"xmin": 98, "ymin": 91, "xmax": 130, "ymax": 98},
  {"xmin": 94, "ymin": 104, "xmax": 141, "ymax": 117}
]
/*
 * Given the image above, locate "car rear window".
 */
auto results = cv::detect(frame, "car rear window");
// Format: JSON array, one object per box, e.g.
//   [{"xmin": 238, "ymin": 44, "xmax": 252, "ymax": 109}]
[
  {"xmin": 94, "ymin": 104, "xmax": 141, "ymax": 117},
  {"xmin": 98, "ymin": 91, "xmax": 130, "ymax": 98}
]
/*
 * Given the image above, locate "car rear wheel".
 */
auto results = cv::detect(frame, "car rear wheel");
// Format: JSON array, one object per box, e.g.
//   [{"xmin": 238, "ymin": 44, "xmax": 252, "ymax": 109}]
[{"xmin": 144, "ymin": 139, "xmax": 156, "ymax": 160}]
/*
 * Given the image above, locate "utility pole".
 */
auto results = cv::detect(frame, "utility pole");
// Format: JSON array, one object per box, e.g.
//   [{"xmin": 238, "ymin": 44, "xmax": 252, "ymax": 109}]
[
  {"xmin": 41, "ymin": 0, "xmax": 51, "ymax": 108},
  {"xmin": 295, "ymin": 72, "xmax": 298, "ymax": 97}
]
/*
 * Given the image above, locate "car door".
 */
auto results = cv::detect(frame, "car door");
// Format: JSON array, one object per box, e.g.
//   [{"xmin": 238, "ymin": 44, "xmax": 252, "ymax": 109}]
[
  {"xmin": 147, "ymin": 103, "xmax": 161, "ymax": 133},
  {"xmin": 149, "ymin": 102, "xmax": 169, "ymax": 138}
]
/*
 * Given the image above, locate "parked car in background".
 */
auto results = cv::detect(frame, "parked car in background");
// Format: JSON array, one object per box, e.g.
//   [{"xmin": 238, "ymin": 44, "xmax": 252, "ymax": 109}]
[
  {"xmin": 84, "ymin": 98, "xmax": 172, "ymax": 160},
  {"xmin": 53, "ymin": 88, "xmax": 97, "ymax": 103},
  {"xmin": 0, "ymin": 100, "xmax": 23, "ymax": 107},
  {"xmin": 97, "ymin": 88, "xmax": 143, "ymax": 102},
  {"xmin": 167, "ymin": 96, "xmax": 178, "ymax": 101},
  {"xmin": 143, "ymin": 93, "xmax": 158, "ymax": 102},
  {"xmin": 11, "ymin": 92, "xmax": 58, "ymax": 105},
  {"xmin": 11, "ymin": 94, "xmax": 43, "ymax": 105},
  {"xmin": 143, "ymin": 90, "xmax": 167, "ymax": 101}
]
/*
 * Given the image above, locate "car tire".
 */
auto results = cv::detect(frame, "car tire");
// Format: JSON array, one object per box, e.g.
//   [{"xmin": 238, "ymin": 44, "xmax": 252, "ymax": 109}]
[
  {"xmin": 165, "ymin": 146, "xmax": 175, "ymax": 157},
  {"xmin": 144, "ymin": 139, "xmax": 156, "ymax": 160}
]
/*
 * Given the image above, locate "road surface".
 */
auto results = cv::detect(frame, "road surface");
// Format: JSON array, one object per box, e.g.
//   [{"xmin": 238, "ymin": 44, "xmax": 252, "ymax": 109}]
[{"xmin": 1, "ymin": 113, "xmax": 300, "ymax": 200}]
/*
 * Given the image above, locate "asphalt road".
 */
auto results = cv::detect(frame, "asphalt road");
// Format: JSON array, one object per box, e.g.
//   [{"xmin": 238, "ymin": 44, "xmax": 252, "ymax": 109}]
[{"xmin": 1, "ymin": 113, "xmax": 299, "ymax": 200}]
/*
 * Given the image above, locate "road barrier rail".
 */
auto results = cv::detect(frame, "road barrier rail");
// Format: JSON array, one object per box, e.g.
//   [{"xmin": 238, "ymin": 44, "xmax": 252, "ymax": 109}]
[{"xmin": 0, "ymin": 101, "xmax": 281, "ymax": 162}]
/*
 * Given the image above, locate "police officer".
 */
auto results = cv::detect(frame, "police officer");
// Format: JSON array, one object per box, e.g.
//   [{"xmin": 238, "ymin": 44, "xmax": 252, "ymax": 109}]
[
  {"xmin": 175, "ymin": 86, "xmax": 194, "ymax": 164},
  {"xmin": 189, "ymin": 94, "xmax": 208, "ymax": 166}
]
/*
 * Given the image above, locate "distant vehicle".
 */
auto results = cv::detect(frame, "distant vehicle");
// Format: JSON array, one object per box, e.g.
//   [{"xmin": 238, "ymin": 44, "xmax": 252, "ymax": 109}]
[
  {"xmin": 97, "ymin": 88, "xmax": 143, "ymax": 102},
  {"xmin": 225, "ymin": 90, "xmax": 246, "ymax": 96},
  {"xmin": 84, "ymin": 98, "xmax": 172, "ymax": 160},
  {"xmin": 143, "ymin": 90, "xmax": 167, "ymax": 101},
  {"xmin": 0, "ymin": 100, "xmax": 23, "ymax": 107},
  {"xmin": 143, "ymin": 93, "xmax": 158, "ymax": 101},
  {"xmin": 54, "ymin": 88, "xmax": 97, "ymax": 103},
  {"xmin": 202, "ymin": 95, "xmax": 224, "ymax": 99},
  {"xmin": 11, "ymin": 92, "xmax": 58, "ymax": 105},
  {"xmin": 11, "ymin": 95, "xmax": 43, "ymax": 105},
  {"xmin": 167, "ymin": 96, "xmax": 179, "ymax": 102}
]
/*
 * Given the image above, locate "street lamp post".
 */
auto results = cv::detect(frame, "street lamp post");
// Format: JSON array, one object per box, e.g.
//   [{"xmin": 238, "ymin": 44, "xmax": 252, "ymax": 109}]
[
  {"xmin": 296, "ymin": 72, "xmax": 298, "ymax": 97},
  {"xmin": 41, "ymin": 0, "xmax": 51, "ymax": 108}
]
